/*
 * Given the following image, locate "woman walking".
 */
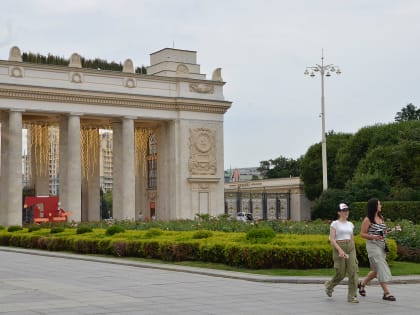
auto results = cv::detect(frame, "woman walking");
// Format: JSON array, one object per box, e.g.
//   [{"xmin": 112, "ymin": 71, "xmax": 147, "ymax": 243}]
[
  {"xmin": 359, "ymin": 198, "xmax": 396, "ymax": 301},
  {"xmin": 325, "ymin": 203, "xmax": 359, "ymax": 303}
]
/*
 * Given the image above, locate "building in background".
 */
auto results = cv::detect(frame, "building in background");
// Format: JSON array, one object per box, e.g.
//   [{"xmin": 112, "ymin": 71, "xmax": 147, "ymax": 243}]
[
  {"xmin": 99, "ymin": 130, "xmax": 113, "ymax": 192},
  {"xmin": 224, "ymin": 167, "xmax": 262, "ymax": 182},
  {"xmin": 224, "ymin": 177, "xmax": 311, "ymax": 221}
]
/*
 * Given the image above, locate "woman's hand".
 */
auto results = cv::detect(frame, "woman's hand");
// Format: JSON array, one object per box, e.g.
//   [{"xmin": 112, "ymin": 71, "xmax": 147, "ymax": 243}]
[{"xmin": 338, "ymin": 251, "xmax": 349, "ymax": 259}]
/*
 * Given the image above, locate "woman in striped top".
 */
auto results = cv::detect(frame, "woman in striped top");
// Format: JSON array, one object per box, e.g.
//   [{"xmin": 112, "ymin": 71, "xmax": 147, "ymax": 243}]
[{"xmin": 359, "ymin": 198, "xmax": 396, "ymax": 301}]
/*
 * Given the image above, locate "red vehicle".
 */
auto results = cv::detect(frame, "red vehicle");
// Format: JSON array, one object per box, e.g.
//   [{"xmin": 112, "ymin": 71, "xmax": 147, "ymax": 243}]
[{"xmin": 23, "ymin": 196, "xmax": 70, "ymax": 224}]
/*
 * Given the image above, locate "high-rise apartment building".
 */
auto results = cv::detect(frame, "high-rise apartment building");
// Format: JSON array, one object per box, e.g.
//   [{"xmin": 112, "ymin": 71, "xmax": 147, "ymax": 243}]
[{"xmin": 99, "ymin": 130, "xmax": 113, "ymax": 192}]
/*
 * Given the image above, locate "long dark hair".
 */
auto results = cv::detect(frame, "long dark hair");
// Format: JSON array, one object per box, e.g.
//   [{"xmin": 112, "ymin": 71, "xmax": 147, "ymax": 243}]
[{"xmin": 367, "ymin": 198, "xmax": 383, "ymax": 224}]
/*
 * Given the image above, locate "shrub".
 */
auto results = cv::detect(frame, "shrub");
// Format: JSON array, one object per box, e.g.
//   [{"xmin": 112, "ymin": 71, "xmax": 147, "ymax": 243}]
[
  {"xmin": 50, "ymin": 227, "xmax": 64, "ymax": 234},
  {"xmin": 76, "ymin": 226, "xmax": 93, "ymax": 234},
  {"xmin": 145, "ymin": 228, "xmax": 163, "ymax": 238},
  {"xmin": 246, "ymin": 228, "xmax": 276, "ymax": 244},
  {"xmin": 28, "ymin": 225, "xmax": 41, "ymax": 232},
  {"xmin": 105, "ymin": 225, "xmax": 125, "ymax": 236},
  {"xmin": 192, "ymin": 230, "xmax": 213, "ymax": 239},
  {"xmin": 7, "ymin": 225, "xmax": 23, "ymax": 232},
  {"xmin": 0, "ymin": 225, "xmax": 4, "ymax": 230}
]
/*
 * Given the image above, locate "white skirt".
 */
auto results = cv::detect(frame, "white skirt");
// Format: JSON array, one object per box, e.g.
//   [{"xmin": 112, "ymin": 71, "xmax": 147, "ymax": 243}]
[{"xmin": 366, "ymin": 240, "xmax": 392, "ymax": 283}]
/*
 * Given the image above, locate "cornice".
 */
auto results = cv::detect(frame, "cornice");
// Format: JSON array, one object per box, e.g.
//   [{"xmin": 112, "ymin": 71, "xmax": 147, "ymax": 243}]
[
  {"xmin": 0, "ymin": 60, "xmax": 226, "ymax": 86},
  {"xmin": 0, "ymin": 84, "xmax": 232, "ymax": 114}
]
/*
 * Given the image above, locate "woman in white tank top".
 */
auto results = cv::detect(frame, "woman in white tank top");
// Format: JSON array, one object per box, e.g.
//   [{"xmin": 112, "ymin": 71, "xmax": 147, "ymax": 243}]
[{"xmin": 324, "ymin": 203, "xmax": 359, "ymax": 303}]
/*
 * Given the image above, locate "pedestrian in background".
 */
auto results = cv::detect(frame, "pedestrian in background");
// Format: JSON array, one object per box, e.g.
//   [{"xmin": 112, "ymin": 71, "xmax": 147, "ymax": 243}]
[
  {"xmin": 325, "ymin": 203, "xmax": 359, "ymax": 303},
  {"xmin": 359, "ymin": 198, "xmax": 396, "ymax": 301}
]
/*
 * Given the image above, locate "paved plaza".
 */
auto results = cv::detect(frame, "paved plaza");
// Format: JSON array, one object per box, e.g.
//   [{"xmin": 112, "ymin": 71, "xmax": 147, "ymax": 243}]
[{"xmin": 0, "ymin": 247, "xmax": 419, "ymax": 315}]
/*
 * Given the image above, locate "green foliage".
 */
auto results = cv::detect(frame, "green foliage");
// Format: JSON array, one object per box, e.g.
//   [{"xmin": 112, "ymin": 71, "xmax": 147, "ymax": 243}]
[
  {"xmin": 144, "ymin": 228, "xmax": 163, "ymax": 238},
  {"xmin": 101, "ymin": 190, "xmax": 113, "ymax": 219},
  {"xmin": 195, "ymin": 213, "xmax": 210, "ymax": 221},
  {"xmin": 50, "ymin": 227, "xmax": 64, "ymax": 234},
  {"xmin": 302, "ymin": 121, "xmax": 420, "ymax": 207},
  {"xmin": 76, "ymin": 226, "xmax": 93, "ymax": 234},
  {"xmin": 22, "ymin": 52, "xmax": 68, "ymax": 66},
  {"xmin": 105, "ymin": 225, "xmax": 125, "ymax": 236},
  {"xmin": 344, "ymin": 172, "xmax": 391, "ymax": 202},
  {"xmin": 0, "ymin": 225, "xmax": 4, "ymax": 230},
  {"xmin": 246, "ymin": 228, "xmax": 276, "ymax": 244},
  {"xmin": 258, "ymin": 156, "xmax": 302, "ymax": 179},
  {"xmin": 300, "ymin": 143, "xmax": 323, "ymax": 200},
  {"xmin": 311, "ymin": 189, "xmax": 347, "ymax": 220},
  {"xmin": 352, "ymin": 201, "xmax": 420, "ymax": 224},
  {"xmin": 395, "ymin": 103, "xmax": 420, "ymax": 122},
  {"xmin": 28, "ymin": 225, "xmax": 41, "ymax": 232},
  {"xmin": 22, "ymin": 51, "xmax": 147, "ymax": 74},
  {"xmin": 7, "ymin": 225, "xmax": 23, "ymax": 232},
  {"xmin": 0, "ymin": 221, "xmax": 412, "ymax": 268},
  {"xmin": 301, "ymin": 132, "xmax": 352, "ymax": 200},
  {"xmin": 192, "ymin": 230, "xmax": 213, "ymax": 239}
]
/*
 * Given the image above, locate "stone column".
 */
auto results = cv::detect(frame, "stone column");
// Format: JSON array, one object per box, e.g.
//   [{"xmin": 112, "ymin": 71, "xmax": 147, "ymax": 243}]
[
  {"xmin": 67, "ymin": 114, "xmax": 82, "ymax": 221},
  {"xmin": 6, "ymin": 110, "xmax": 23, "ymax": 225},
  {"xmin": 0, "ymin": 112, "xmax": 9, "ymax": 226},
  {"xmin": 157, "ymin": 120, "xmax": 179, "ymax": 220},
  {"xmin": 112, "ymin": 121, "xmax": 122, "ymax": 219},
  {"xmin": 112, "ymin": 117, "xmax": 135, "ymax": 220},
  {"xmin": 59, "ymin": 116, "xmax": 68, "ymax": 212},
  {"xmin": 59, "ymin": 114, "xmax": 82, "ymax": 222},
  {"xmin": 121, "ymin": 117, "xmax": 135, "ymax": 219}
]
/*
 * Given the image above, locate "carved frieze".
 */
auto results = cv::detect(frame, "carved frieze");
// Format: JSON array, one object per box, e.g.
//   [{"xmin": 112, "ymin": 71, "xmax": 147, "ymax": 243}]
[
  {"xmin": 70, "ymin": 72, "xmax": 83, "ymax": 83},
  {"xmin": 176, "ymin": 64, "xmax": 189, "ymax": 74},
  {"xmin": 9, "ymin": 67, "xmax": 23, "ymax": 78},
  {"xmin": 189, "ymin": 83, "xmax": 214, "ymax": 94},
  {"xmin": 188, "ymin": 128, "xmax": 217, "ymax": 175},
  {"xmin": 124, "ymin": 78, "xmax": 136, "ymax": 88}
]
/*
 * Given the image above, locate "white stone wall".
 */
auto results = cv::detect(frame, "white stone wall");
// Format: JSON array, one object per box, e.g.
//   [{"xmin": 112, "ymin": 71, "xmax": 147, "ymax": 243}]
[{"xmin": 0, "ymin": 47, "xmax": 231, "ymax": 225}]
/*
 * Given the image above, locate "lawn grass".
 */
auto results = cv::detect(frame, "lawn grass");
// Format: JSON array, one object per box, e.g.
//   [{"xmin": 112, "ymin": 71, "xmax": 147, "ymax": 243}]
[{"xmin": 123, "ymin": 256, "xmax": 420, "ymax": 277}]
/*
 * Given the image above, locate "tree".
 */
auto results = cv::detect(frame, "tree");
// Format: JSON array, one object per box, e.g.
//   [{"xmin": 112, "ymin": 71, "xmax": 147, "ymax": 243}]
[
  {"xmin": 300, "ymin": 132, "xmax": 351, "ymax": 200},
  {"xmin": 395, "ymin": 103, "xmax": 420, "ymax": 122},
  {"xmin": 258, "ymin": 156, "xmax": 301, "ymax": 179}
]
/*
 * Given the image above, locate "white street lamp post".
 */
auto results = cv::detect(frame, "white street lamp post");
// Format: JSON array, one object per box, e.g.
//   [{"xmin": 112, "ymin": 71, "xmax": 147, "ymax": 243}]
[{"xmin": 304, "ymin": 50, "xmax": 341, "ymax": 191}]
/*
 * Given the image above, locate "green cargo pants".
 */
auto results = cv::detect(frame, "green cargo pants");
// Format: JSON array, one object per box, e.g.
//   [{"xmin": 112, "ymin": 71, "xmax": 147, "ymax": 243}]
[{"xmin": 325, "ymin": 240, "xmax": 359, "ymax": 300}]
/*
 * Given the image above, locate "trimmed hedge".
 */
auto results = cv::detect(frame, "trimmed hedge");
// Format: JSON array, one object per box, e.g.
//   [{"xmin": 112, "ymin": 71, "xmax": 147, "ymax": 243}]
[
  {"xmin": 352, "ymin": 201, "xmax": 420, "ymax": 223},
  {"xmin": 0, "ymin": 228, "xmax": 398, "ymax": 269}
]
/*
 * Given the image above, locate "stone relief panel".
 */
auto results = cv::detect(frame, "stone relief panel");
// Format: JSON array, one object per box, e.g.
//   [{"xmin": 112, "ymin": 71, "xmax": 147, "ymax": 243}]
[
  {"xmin": 176, "ymin": 64, "xmax": 189, "ymax": 76},
  {"xmin": 189, "ymin": 83, "xmax": 214, "ymax": 94},
  {"xmin": 124, "ymin": 77, "xmax": 136, "ymax": 88},
  {"xmin": 9, "ymin": 67, "xmax": 23, "ymax": 78},
  {"xmin": 70, "ymin": 72, "xmax": 83, "ymax": 83},
  {"xmin": 188, "ymin": 128, "xmax": 217, "ymax": 175}
]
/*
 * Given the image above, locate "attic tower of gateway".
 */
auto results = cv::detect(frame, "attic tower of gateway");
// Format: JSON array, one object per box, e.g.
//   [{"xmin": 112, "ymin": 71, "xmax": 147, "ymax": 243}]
[{"xmin": 0, "ymin": 46, "xmax": 231, "ymax": 226}]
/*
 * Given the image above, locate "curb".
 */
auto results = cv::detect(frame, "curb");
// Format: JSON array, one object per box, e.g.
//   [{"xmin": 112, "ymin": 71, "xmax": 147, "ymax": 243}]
[{"xmin": 1, "ymin": 246, "xmax": 419, "ymax": 284}]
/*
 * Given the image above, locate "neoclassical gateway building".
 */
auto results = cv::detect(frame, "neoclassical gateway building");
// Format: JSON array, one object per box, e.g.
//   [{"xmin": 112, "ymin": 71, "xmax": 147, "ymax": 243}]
[{"xmin": 0, "ymin": 46, "xmax": 231, "ymax": 226}]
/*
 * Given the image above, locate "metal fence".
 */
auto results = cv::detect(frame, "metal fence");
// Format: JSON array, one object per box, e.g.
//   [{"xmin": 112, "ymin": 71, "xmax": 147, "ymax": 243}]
[{"xmin": 224, "ymin": 191, "xmax": 290, "ymax": 220}]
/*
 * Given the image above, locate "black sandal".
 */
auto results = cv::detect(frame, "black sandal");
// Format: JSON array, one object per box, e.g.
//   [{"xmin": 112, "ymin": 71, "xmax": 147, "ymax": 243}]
[
  {"xmin": 383, "ymin": 293, "xmax": 396, "ymax": 301},
  {"xmin": 358, "ymin": 281, "xmax": 366, "ymax": 296}
]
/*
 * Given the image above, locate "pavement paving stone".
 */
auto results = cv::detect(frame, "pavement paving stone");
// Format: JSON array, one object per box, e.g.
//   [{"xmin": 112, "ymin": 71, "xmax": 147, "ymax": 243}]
[{"xmin": 1, "ymin": 246, "xmax": 419, "ymax": 315}]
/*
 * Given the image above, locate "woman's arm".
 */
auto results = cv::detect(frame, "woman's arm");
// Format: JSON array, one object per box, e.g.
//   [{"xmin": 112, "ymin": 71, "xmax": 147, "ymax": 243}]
[
  {"xmin": 360, "ymin": 217, "xmax": 382, "ymax": 240},
  {"xmin": 329, "ymin": 226, "xmax": 347, "ymax": 257}
]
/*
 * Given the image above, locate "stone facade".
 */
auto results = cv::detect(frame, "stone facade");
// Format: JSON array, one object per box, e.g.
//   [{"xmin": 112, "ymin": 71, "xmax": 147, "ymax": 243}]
[
  {"xmin": 0, "ymin": 46, "xmax": 231, "ymax": 226},
  {"xmin": 224, "ymin": 177, "xmax": 312, "ymax": 221}
]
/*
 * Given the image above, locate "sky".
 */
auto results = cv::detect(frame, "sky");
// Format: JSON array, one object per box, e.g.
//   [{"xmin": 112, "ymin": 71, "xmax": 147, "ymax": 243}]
[{"xmin": 1, "ymin": 0, "xmax": 420, "ymax": 169}]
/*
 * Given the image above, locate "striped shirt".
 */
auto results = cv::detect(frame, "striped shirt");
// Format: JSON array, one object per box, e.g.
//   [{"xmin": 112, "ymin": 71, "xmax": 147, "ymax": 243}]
[{"xmin": 368, "ymin": 222, "xmax": 387, "ymax": 241}]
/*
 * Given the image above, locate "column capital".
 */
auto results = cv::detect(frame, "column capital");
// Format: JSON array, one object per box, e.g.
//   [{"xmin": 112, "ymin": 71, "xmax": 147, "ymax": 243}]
[
  {"xmin": 69, "ymin": 112, "xmax": 84, "ymax": 116},
  {"xmin": 122, "ymin": 115, "xmax": 137, "ymax": 120},
  {"xmin": 9, "ymin": 109, "xmax": 25, "ymax": 113}
]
